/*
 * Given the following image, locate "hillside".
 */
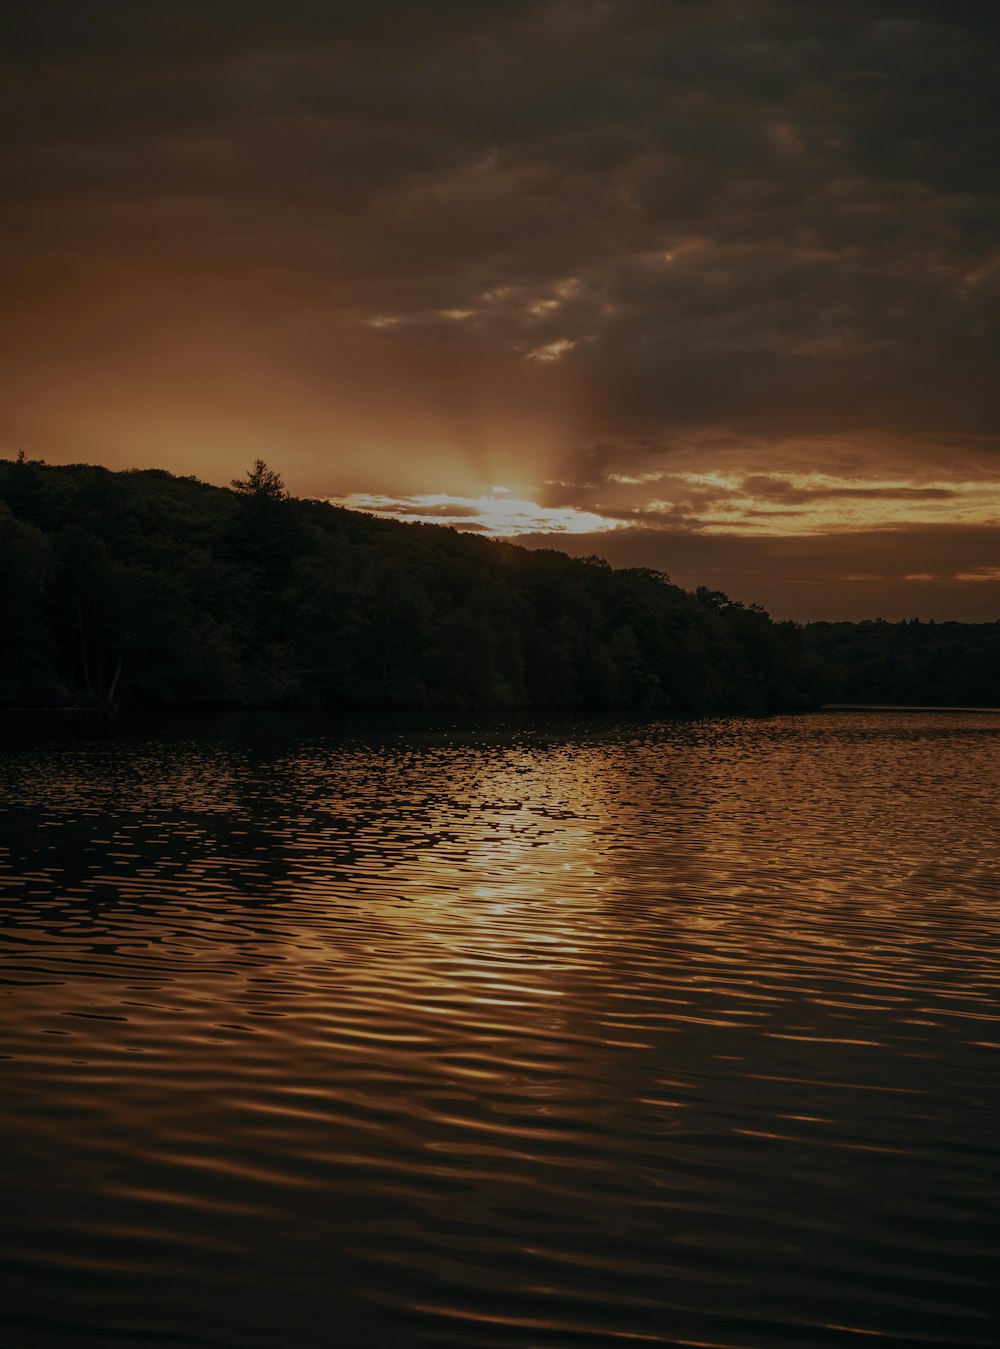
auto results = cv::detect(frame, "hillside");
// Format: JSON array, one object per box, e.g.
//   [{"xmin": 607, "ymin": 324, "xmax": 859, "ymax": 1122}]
[{"xmin": 0, "ymin": 456, "xmax": 827, "ymax": 711}]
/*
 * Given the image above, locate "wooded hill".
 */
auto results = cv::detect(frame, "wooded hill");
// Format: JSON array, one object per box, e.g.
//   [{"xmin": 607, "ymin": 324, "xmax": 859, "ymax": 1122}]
[{"xmin": 0, "ymin": 456, "xmax": 995, "ymax": 711}]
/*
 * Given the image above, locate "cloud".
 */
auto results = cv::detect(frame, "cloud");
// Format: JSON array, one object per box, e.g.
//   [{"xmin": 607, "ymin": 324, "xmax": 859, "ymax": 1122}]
[
  {"xmin": 539, "ymin": 467, "xmax": 1000, "ymax": 538},
  {"xmin": 738, "ymin": 476, "xmax": 957, "ymax": 504}
]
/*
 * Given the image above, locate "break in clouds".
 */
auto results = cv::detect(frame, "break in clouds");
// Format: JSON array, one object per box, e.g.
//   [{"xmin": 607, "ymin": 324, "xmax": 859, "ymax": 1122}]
[{"xmin": 2, "ymin": 0, "xmax": 999, "ymax": 616}]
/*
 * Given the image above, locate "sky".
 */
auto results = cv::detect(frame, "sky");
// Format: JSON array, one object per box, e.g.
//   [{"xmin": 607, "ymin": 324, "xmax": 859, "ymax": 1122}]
[{"xmin": 3, "ymin": 0, "xmax": 999, "ymax": 620}]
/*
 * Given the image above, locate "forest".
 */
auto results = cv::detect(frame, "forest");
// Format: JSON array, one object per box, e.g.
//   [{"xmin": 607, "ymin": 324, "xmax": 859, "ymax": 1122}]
[
  {"xmin": 0, "ymin": 455, "xmax": 996, "ymax": 711},
  {"xmin": 802, "ymin": 618, "xmax": 1000, "ymax": 708}
]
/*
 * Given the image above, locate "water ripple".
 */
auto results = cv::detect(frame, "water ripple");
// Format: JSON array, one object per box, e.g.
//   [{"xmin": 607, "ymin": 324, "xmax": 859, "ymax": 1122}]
[{"xmin": 1, "ymin": 711, "xmax": 998, "ymax": 1347}]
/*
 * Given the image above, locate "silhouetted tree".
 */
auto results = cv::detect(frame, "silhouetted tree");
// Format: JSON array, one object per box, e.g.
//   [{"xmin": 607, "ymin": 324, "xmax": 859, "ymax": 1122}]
[
  {"xmin": 230, "ymin": 459, "xmax": 287, "ymax": 500},
  {"xmin": 0, "ymin": 502, "xmax": 60, "ymax": 703}
]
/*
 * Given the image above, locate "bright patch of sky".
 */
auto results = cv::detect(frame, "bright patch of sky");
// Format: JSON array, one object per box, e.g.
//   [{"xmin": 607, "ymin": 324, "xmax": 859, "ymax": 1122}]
[{"xmin": 334, "ymin": 490, "xmax": 624, "ymax": 536}]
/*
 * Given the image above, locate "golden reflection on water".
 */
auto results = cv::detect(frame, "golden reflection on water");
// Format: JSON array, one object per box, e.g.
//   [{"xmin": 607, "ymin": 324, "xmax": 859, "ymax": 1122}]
[{"xmin": 0, "ymin": 713, "xmax": 998, "ymax": 1349}]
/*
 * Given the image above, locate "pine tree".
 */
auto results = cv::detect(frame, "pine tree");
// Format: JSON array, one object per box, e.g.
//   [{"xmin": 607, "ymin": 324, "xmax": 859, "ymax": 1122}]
[{"xmin": 230, "ymin": 459, "xmax": 287, "ymax": 500}]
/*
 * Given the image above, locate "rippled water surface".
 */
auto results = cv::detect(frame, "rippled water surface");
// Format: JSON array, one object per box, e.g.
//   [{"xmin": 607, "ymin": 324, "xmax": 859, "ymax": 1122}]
[{"xmin": 1, "ymin": 711, "xmax": 998, "ymax": 1348}]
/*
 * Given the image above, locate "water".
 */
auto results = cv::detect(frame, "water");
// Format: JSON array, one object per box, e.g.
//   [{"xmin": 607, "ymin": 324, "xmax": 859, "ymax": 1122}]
[{"xmin": 1, "ymin": 711, "xmax": 998, "ymax": 1348}]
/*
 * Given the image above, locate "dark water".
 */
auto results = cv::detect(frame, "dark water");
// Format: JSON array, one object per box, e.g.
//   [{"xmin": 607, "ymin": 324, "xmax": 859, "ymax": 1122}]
[{"xmin": 1, "ymin": 711, "xmax": 998, "ymax": 1349}]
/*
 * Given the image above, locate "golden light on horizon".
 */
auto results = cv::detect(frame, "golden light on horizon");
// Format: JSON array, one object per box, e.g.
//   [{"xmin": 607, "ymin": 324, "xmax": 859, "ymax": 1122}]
[
  {"xmin": 337, "ymin": 471, "xmax": 1000, "ymax": 542},
  {"xmin": 336, "ymin": 490, "xmax": 626, "ymax": 537}
]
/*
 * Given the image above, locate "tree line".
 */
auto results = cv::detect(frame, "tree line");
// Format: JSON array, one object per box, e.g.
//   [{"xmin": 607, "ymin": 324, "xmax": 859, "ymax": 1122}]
[
  {"xmin": 0, "ymin": 455, "xmax": 994, "ymax": 711},
  {"xmin": 801, "ymin": 618, "xmax": 1000, "ymax": 707}
]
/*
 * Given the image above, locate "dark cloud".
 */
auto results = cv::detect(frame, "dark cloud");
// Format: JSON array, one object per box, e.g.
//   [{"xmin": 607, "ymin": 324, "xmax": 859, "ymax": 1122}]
[{"xmin": 739, "ymin": 476, "xmax": 956, "ymax": 503}]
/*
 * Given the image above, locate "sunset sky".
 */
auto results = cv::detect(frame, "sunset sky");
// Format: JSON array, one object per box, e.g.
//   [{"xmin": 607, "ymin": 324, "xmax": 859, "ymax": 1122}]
[{"xmin": 3, "ymin": 0, "xmax": 999, "ymax": 620}]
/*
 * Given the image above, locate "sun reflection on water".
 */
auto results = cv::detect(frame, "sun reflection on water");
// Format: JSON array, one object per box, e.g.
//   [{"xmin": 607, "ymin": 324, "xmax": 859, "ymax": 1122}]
[{"xmin": 0, "ymin": 713, "xmax": 998, "ymax": 1348}]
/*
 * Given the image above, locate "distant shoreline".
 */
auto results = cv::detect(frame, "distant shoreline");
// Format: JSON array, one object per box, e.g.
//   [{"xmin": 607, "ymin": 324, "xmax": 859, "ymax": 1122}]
[
  {"xmin": 822, "ymin": 703, "xmax": 1000, "ymax": 713},
  {"xmin": 4, "ymin": 703, "xmax": 1000, "ymax": 716}
]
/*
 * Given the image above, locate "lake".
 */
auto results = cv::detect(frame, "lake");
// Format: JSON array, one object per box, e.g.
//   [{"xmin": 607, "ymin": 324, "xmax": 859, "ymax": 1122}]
[{"xmin": 1, "ymin": 710, "xmax": 998, "ymax": 1348}]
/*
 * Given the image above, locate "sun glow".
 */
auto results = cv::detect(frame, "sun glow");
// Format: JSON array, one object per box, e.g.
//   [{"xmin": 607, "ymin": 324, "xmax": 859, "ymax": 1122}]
[{"xmin": 334, "ymin": 490, "xmax": 623, "ymax": 537}]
